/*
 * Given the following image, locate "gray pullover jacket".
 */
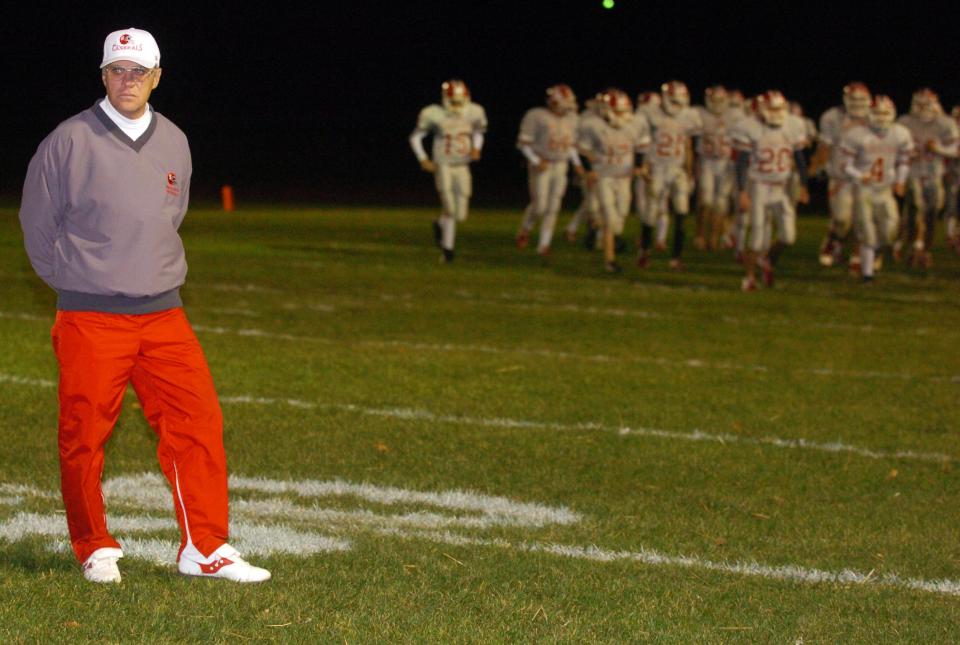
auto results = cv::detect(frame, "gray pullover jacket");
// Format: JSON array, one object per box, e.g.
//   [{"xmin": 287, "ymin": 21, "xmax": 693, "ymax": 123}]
[{"xmin": 19, "ymin": 102, "xmax": 192, "ymax": 314}]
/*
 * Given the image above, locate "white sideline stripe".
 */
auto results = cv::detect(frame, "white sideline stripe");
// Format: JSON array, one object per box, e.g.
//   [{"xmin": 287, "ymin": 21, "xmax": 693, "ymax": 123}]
[
  {"xmin": 103, "ymin": 472, "xmax": 578, "ymax": 529},
  {"xmin": 0, "ymin": 373, "xmax": 56, "ymax": 388},
  {"xmin": 218, "ymin": 396, "xmax": 955, "ymax": 464},
  {"xmin": 0, "ymin": 372, "xmax": 953, "ymax": 464},
  {"xmin": 188, "ymin": 324, "xmax": 958, "ymax": 383},
  {"xmin": 382, "ymin": 528, "xmax": 960, "ymax": 598},
  {"xmin": 0, "ymin": 311, "xmax": 49, "ymax": 322},
  {"xmin": 3, "ymin": 315, "xmax": 956, "ymax": 382}
]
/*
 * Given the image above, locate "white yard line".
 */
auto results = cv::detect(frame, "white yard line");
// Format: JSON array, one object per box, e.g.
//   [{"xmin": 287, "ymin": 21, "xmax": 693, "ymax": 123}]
[
  {"xmin": 1, "ymin": 371, "xmax": 952, "ymax": 464},
  {"xmin": 3, "ymin": 311, "xmax": 955, "ymax": 381},
  {"xmin": 380, "ymin": 528, "xmax": 960, "ymax": 598}
]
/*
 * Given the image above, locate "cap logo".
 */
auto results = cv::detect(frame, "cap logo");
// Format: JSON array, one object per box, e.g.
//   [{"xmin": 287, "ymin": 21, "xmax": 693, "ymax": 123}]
[{"xmin": 119, "ymin": 34, "xmax": 131, "ymax": 45}]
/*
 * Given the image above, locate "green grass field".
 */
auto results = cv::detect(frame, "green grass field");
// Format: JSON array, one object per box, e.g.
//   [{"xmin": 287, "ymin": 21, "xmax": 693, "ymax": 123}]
[{"xmin": 1, "ymin": 204, "xmax": 959, "ymax": 643}]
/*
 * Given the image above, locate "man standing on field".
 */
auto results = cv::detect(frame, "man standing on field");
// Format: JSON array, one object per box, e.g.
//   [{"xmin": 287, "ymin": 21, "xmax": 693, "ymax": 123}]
[{"xmin": 18, "ymin": 28, "xmax": 270, "ymax": 584}]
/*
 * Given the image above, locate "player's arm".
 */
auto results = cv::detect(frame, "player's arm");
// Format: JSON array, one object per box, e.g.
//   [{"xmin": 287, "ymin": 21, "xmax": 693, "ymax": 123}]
[
  {"xmin": 409, "ymin": 128, "xmax": 435, "ymax": 173},
  {"xmin": 894, "ymin": 138, "xmax": 913, "ymax": 197},
  {"xmin": 470, "ymin": 131, "xmax": 484, "ymax": 162},
  {"xmin": 18, "ymin": 139, "xmax": 63, "ymax": 287},
  {"xmin": 569, "ymin": 148, "xmax": 586, "ymax": 178}
]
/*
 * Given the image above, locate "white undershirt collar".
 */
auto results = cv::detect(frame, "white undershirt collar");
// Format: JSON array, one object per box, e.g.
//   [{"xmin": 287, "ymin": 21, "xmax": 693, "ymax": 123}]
[{"xmin": 99, "ymin": 97, "xmax": 152, "ymax": 141}]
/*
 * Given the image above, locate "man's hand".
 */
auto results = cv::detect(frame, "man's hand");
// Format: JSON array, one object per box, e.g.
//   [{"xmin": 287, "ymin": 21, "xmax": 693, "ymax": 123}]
[
  {"xmin": 738, "ymin": 190, "xmax": 751, "ymax": 212},
  {"xmin": 534, "ymin": 159, "xmax": 550, "ymax": 172},
  {"xmin": 419, "ymin": 159, "xmax": 436, "ymax": 173},
  {"xmin": 470, "ymin": 149, "xmax": 482, "ymax": 162},
  {"xmin": 894, "ymin": 182, "xmax": 906, "ymax": 198},
  {"xmin": 798, "ymin": 186, "xmax": 810, "ymax": 205},
  {"xmin": 585, "ymin": 170, "xmax": 598, "ymax": 188}
]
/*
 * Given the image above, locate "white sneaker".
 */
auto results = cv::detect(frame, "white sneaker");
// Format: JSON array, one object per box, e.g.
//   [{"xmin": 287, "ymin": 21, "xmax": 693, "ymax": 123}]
[
  {"xmin": 82, "ymin": 547, "xmax": 123, "ymax": 583},
  {"xmin": 178, "ymin": 543, "xmax": 271, "ymax": 583}
]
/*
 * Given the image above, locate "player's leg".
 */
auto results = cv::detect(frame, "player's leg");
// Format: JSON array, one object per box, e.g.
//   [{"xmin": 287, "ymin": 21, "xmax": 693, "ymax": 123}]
[
  {"xmin": 539, "ymin": 162, "xmax": 569, "ymax": 255},
  {"xmin": 52, "ymin": 311, "xmax": 139, "ymax": 564},
  {"xmin": 742, "ymin": 183, "xmax": 767, "ymax": 290},
  {"xmin": 669, "ymin": 169, "xmax": 691, "ymax": 268},
  {"xmin": 434, "ymin": 164, "xmax": 456, "ymax": 261},
  {"xmin": 713, "ymin": 168, "xmax": 734, "ymax": 251},
  {"xmin": 597, "ymin": 177, "xmax": 620, "ymax": 271},
  {"xmin": 129, "ymin": 308, "xmax": 228, "ymax": 561},
  {"xmin": 695, "ymin": 165, "xmax": 715, "ymax": 251},
  {"xmin": 637, "ymin": 171, "xmax": 660, "ymax": 267},
  {"xmin": 517, "ymin": 169, "xmax": 538, "ymax": 249}
]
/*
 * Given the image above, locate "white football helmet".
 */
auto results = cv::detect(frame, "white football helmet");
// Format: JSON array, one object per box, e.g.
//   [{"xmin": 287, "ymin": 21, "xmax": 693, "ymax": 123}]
[
  {"xmin": 661, "ymin": 81, "xmax": 690, "ymax": 116},
  {"xmin": 868, "ymin": 95, "xmax": 897, "ymax": 131},
  {"xmin": 911, "ymin": 87, "xmax": 939, "ymax": 122},
  {"xmin": 759, "ymin": 90, "xmax": 788, "ymax": 127},
  {"xmin": 601, "ymin": 88, "xmax": 634, "ymax": 129},
  {"xmin": 842, "ymin": 82, "xmax": 871, "ymax": 119},
  {"xmin": 546, "ymin": 83, "xmax": 577, "ymax": 114},
  {"xmin": 441, "ymin": 79, "xmax": 470, "ymax": 114},
  {"xmin": 705, "ymin": 85, "xmax": 729, "ymax": 116}
]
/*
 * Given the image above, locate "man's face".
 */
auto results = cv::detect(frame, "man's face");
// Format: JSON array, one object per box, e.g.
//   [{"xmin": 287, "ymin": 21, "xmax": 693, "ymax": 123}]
[{"xmin": 101, "ymin": 59, "xmax": 161, "ymax": 119}]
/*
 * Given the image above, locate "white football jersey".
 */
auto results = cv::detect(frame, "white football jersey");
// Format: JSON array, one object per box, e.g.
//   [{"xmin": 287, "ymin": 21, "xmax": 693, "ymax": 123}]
[
  {"xmin": 819, "ymin": 106, "xmax": 867, "ymax": 179},
  {"xmin": 838, "ymin": 124, "xmax": 914, "ymax": 188},
  {"xmin": 693, "ymin": 106, "xmax": 734, "ymax": 162},
  {"xmin": 578, "ymin": 117, "xmax": 651, "ymax": 178},
  {"xmin": 516, "ymin": 107, "xmax": 579, "ymax": 162},
  {"xmin": 415, "ymin": 103, "xmax": 488, "ymax": 165},
  {"xmin": 646, "ymin": 106, "xmax": 703, "ymax": 168},
  {"xmin": 731, "ymin": 118, "xmax": 805, "ymax": 183},
  {"xmin": 896, "ymin": 113, "xmax": 960, "ymax": 180}
]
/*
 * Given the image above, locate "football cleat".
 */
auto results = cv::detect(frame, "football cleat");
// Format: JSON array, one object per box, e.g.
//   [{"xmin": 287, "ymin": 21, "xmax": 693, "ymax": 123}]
[
  {"xmin": 848, "ymin": 254, "xmax": 862, "ymax": 275},
  {"xmin": 537, "ymin": 245, "xmax": 551, "ymax": 258},
  {"xmin": 178, "ymin": 543, "xmax": 271, "ymax": 583},
  {"xmin": 604, "ymin": 260, "xmax": 622, "ymax": 274},
  {"xmin": 82, "ymin": 547, "xmax": 123, "ymax": 584},
  {"xmin": 440, "ymin": 249, "xmax": 455, "ymax": 264},
  {"xmin": 668, "ymin": 258, "xmax": 685, "ymax": 271},
  {"xmin": 515, "ymin": 229, "xmax": 530, "ymax": 249},
  {"xmin": 741, "ymin": 276, "xmax": 757, "ymax": 292},
  {"xmin": 862, "ymin": 275, "xmax": 875, "ymax": 285},
  {"xmin": 636, "ymin": 250, "xmax": 649, "ymax": 268}
]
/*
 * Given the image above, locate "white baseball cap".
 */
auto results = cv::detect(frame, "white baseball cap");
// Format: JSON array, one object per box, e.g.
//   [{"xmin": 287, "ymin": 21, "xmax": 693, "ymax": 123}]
[{"xmin": 100, "ymin": 28, "xmax": 160, "ymax": 69}]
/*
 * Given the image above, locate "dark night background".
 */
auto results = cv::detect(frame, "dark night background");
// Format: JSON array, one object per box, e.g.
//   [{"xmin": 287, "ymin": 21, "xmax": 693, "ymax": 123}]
[{"xmin": 1, "ymin": 2, "xmax": 956, "ymax": 208}]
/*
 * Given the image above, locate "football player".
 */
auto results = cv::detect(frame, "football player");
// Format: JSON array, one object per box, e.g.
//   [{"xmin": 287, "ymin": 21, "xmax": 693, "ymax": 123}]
[
  {"xmin": 409, "ymin": 79, "xmax": 488, "ymax": 263},
  {"xmin": 838, "ymin": 95, "xmax": 914, "ymax": 283},
  {"xmin": 732, "ymin": 90, "xmax": 809, "ymax": 290},
  {"xmin": 945, "ymin": 106, "xmax": 960, "ymax": 252},
  {"xmin": 809, "ymin": 82, "xmax": 871, "ymax": 268},
  {"xmin": 515, "ymin": 84, "xmax": 584, "ymax": 257},
  {"xmin": 564, "ymin": 94, "xmax": 605, "ymax": 246},
  {"xmin": 693, "ymin": 85, "xmax": 736, "ymax": 251},
  {"xmin": 633, "ymin": 92, "xmax": 661, "ymax": 233},
  {"xmin": 895, "ymin": 88, "xmax": 959, "ymax": 267},
  {"xmin": 577, "ymin": 88, "xmax": 651, "ymax": 273},
  {"xmin": 637, "ymin": 81, "xmax": 703, "ymax": 270}
]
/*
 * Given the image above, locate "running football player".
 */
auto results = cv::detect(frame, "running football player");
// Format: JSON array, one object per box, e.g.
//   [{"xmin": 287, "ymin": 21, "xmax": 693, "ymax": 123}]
[
  {"xmin": 410, "ymin": 80, "xmax": 488, "ymax": 263},
  {"xmin": 515, "ymin": 84, "xmax": 584, "ymax": 257},
  {"xmin": 809, "ymin": 82, "xmax": 871, "ymax": 267},
  {"xmin": 577, "ymin": 89, "xmax": 651, "ymax": 273},
  {"xmin": 838, "ymin": 95, "xmax": 914, "ymax": 283},
  {"xmin": 637, "ymin": 81, "xmax": 703, "ymax": 270},
  {"xmin": 732, "ymin": 90, "xmax": 809, "ymax": 290}
]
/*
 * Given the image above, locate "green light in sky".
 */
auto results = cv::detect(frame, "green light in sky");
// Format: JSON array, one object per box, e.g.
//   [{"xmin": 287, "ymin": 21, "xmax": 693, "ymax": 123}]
[{"xmin": 602, "ymin": 0, "xmax": 615, "ymax": 8}]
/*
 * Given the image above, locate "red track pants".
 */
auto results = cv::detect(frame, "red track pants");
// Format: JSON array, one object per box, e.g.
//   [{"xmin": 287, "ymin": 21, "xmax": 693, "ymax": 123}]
[{"xmin": 51, "ymin": 308, "xmax": 228, "ymax": 563}]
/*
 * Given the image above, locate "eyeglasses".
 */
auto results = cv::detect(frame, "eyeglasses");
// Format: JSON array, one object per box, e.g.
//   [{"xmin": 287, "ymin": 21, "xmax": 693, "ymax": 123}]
[{"xmin": 103, "ymin": 65, "xmax": 155, "ymax": 82}]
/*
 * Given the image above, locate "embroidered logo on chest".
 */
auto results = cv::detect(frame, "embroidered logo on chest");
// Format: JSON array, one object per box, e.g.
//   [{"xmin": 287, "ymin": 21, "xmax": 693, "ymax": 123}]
[{"xmin": 166, "ymin": 172, "xmax": 180, "ymax": 197}]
